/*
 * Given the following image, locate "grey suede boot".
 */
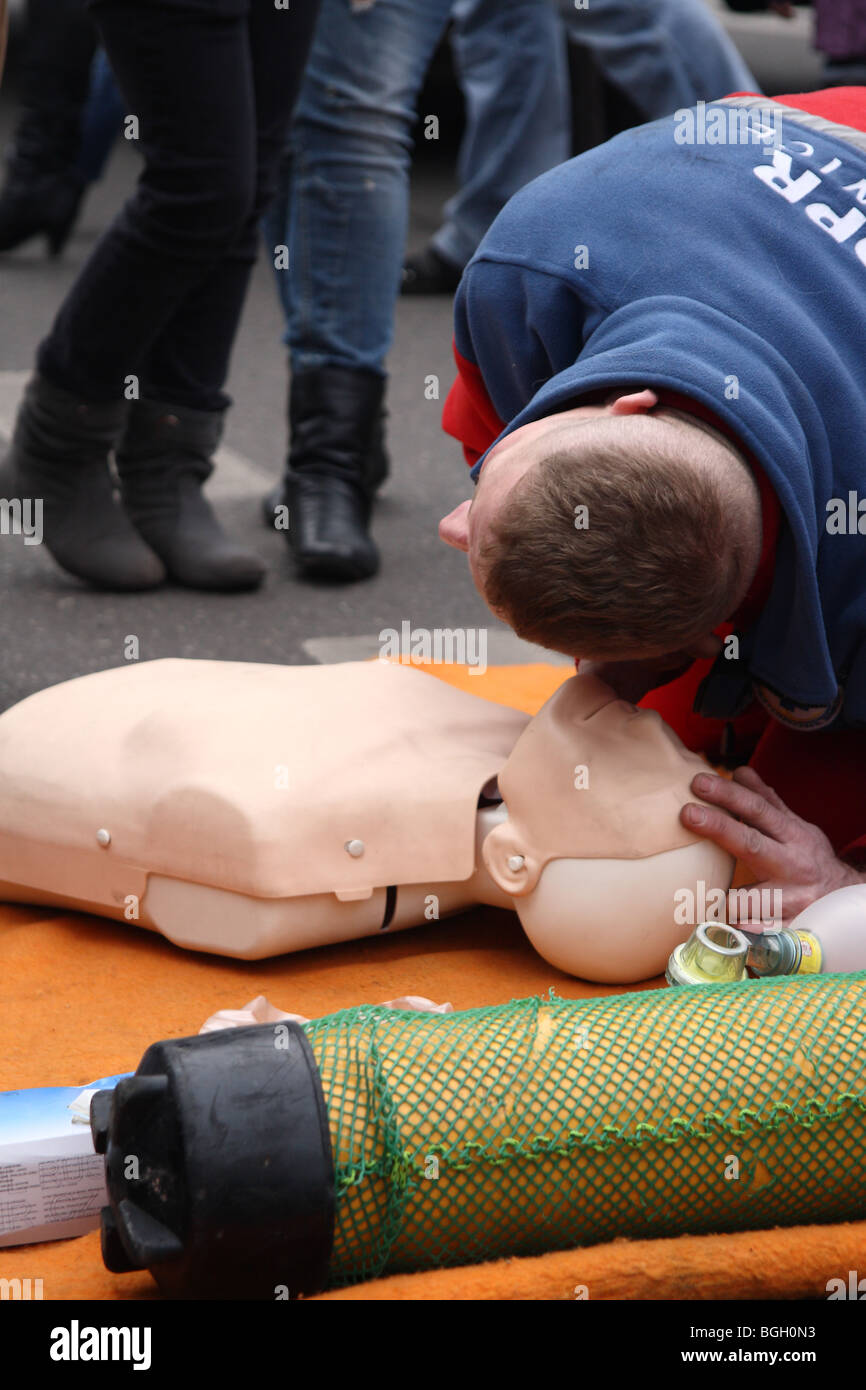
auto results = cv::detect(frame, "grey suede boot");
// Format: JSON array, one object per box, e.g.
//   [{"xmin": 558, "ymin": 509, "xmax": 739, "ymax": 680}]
[
  {"xmin": 116, "ymin": 398, "xmax": 267, "ymax": 592},
  {"xmin": 0, "ymin": 374, "xmax": 166, "ymax": 590}
]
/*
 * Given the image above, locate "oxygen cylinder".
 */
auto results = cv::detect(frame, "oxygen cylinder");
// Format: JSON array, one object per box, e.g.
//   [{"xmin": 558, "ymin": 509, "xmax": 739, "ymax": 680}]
[{"xmin": 91, "ymin": 975, "xmax": 866, "ymax": 1298}]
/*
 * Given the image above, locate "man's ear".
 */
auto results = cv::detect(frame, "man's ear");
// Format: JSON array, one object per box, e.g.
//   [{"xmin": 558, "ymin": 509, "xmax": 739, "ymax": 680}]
[
  {"xmin": 481, "ymin": 819, "xmax": 542, "ymax": 898},
  {"xmin": 608, "ymin": 389, "xmax": 658, "ymax": 416}
]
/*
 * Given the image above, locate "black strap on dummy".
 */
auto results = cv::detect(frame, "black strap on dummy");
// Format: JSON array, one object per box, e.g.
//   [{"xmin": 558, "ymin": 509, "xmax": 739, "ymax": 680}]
[{"xmin": 380, "ymin": 884, "xmax": 398, "ymax": 930}]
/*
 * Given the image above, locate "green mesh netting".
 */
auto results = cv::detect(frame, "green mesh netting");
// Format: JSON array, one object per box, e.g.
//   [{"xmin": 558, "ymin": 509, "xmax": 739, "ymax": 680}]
[{"xmin": 303, "ymin": 972, "xmax": 866, "ymax": 1289}]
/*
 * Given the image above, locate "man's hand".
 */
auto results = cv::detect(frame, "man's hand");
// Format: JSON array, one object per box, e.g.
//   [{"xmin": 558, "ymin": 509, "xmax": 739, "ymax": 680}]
[{"xmin": 681, "ymin": 765, "xmax": 863, "ymax": 926}]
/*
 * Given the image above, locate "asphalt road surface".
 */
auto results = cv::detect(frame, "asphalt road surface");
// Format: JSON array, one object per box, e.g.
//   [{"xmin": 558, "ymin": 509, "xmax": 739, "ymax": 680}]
[{"xmin": 0, "ymin": 5, "xmax": 824, "ymax": 711}]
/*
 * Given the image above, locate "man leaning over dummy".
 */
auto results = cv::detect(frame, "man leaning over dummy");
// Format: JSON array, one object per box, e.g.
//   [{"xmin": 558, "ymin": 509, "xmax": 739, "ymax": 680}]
[{"xmin": 439, "ymin": 85, "xmax": 866, "ymax": 927}]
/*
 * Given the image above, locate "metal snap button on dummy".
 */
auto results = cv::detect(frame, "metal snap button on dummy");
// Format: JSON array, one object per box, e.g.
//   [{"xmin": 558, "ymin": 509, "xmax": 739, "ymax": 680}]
[
  {"xmin": 96, "ymin": 828, "xmax": 111, "ymax": 847},
  {"xmin": 345, "ymin": 839, "xmax": 365, "ymax": 858},
  {"xmin": 507, "ymin": 855, "xmax": 525, "ymax": 872}
]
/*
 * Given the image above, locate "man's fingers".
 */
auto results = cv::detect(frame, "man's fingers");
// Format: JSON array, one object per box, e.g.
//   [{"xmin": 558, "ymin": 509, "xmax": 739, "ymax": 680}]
[
  {"xmin": 726, "ymin": 880, "xmax": 806, "ymax": 930},
  {"xmin": 681, "ymin": 799, "xmax": 783, "ymax": 871},
  {"xmin": 689, "ymin": 770, "xmax": 790, "ymax": 841},
  {"xmin": 730, "ymin": 763, "xmax": 790, "ymax": 813}
]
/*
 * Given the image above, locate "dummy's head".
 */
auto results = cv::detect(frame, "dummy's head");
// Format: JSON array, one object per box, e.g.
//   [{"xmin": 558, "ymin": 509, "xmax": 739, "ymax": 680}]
[
  {"xmin": 439, "ymin": 390, "xmax": 763, "ymax": 661},
  {"xmin": 480, "ymin": 672, "xmax": 734, "ymax": 983}
]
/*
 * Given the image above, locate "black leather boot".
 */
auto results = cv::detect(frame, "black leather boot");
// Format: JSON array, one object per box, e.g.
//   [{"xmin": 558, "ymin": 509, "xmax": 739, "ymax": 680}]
[
  {"xmin": 0, "ymin": 374, "xmax": 166, "ymax": 590},
  {"xmin": 265, "ymin": 366, "xmax": 383, "ymax": 582},
  {"xmin": 263, "ymin": 368, "xmax": 389, "ymax": 526},
  {"xmin": 401, "ymin": 244, "xmax": 462, "ymax": 296},
  {"xmin": 116, "ymin": 398, "xmax": 267, "ymax": 592},
  {"xmin": 0, "ymin": 0, "xmax": 96, "ymax": 256},
  {"xmin": 0, "ymin": 168, "xmax": 87, "ymax": 256}
]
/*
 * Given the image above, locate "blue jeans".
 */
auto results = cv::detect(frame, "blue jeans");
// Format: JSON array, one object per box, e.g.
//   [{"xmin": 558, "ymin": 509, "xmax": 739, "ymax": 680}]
[
  {"xmin": 564, "ymin": 0, "xmax": 756, "ymax": 121},
  {"xmin": 431, "ymin": 0, "xmax": 571, "ymax": 270},
  {"xmin": 265, "ymin": 0, "xmax": 757, "ymax": 377},
  {"xmin": 433, "ymin": 0, "xmax": 757, "ymax": 269}
]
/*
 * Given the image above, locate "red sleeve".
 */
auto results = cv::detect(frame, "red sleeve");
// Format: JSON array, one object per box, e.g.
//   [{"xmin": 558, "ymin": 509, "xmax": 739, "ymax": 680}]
[
  {"xmin": 841, "ymin": 833, "xmax": 866, "ymax": 866},
  {"xmin": 730, "ymin": 86, "xmax": 866, "ymax": 135},
  {"xmin": 441, "ymin": 341, "xmax": 506, "ymax": 469}
]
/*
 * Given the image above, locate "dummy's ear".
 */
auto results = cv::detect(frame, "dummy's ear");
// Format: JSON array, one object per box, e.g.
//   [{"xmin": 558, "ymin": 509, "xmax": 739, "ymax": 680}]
[
  {"xmin": 608, "ymin": 389, "xmax": 658, "ymax": 416},
  {"xmin": 482, "ymin": 819, "xmax": 542, "ymax": 898}
]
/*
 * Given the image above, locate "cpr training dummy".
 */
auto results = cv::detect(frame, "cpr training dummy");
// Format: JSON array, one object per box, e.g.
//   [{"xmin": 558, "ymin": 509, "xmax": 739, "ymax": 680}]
[{"xmin": 0, "ymin": 657, "xmax": 732, "ymax": 982}]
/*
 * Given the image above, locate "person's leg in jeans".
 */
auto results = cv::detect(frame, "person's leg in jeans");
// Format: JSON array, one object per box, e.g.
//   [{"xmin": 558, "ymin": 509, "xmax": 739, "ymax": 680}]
[
  {"xmin": 404, "ymin": 0, "xmax": 570, "ymax": 291},
  {"xmin": 405, "ymin": 0, "xmax": 754, "ymax": 296},
  {"xmin": 2, "ymin": 0, "xmax": 318, "ymax": 591},
  {"xmin": 564, "ymin": 0, "xmax": 759, "ymax": 117},
  {"xmin": 115, "ymin": 0, "xmax": 321, "ymax": 589},
  {"xmin": 262, "ymin": 0, "xmax": 455, "ymax": 581},
  {"xmin": 132, "ymin": 0, "xmax": 319, "ymax": 412},
  {"xmin": 0, "ymin": 0, "xmax": 97, "ymax": 254},
  {"xmin": 39, "ymin": 0, "xmax": 316, "ymax": 408}
]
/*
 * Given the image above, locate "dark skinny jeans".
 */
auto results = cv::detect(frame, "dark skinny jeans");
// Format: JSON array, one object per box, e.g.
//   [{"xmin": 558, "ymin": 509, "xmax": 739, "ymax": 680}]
[{"xmin": 37, "ymin": 0, "xmax": 320, "ymax": 411}]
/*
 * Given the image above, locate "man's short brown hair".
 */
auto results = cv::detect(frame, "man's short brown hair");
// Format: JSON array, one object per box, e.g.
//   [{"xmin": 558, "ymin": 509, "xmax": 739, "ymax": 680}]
[{"xmin": 478, "ymin": 416, "xmax": 755, "ymax": 658}]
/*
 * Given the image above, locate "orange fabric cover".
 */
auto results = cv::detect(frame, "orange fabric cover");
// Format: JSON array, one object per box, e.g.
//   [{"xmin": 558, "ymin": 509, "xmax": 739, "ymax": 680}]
[{"xmin": 1, "ymin": 662, "xmax": 862, "ymax": 1301}]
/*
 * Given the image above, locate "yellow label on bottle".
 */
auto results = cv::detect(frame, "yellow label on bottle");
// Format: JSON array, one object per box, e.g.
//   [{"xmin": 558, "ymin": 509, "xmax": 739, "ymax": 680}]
[{"xmin": 794, "ymin": 931, "xmax": 823, "ymax": 975}]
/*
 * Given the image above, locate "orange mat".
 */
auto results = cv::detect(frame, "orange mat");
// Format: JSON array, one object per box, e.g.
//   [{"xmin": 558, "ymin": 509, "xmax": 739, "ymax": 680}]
[{"xmin": 1, "ymin": 661, "xmax": 863, "ymax": 1300}]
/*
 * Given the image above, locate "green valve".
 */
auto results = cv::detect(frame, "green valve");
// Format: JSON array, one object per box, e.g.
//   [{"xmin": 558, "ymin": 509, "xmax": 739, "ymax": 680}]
[{"xmin": 666, "ymin": 921, "xmax": 751, "ymax": 986}]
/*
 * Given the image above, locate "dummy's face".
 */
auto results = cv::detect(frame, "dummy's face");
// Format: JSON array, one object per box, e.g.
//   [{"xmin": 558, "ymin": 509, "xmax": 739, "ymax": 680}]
[
  {"xmin": 482, "ymin": 671, "xmax": 716, "ymax": 900},
  {"xmin": 484, "ymin": 673, "xmax": 735, "ymax": 982}
]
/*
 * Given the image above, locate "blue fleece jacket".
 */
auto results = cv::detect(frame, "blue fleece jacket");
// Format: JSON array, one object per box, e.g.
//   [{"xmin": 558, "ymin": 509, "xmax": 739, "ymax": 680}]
[{"xmin": 454, "ymin": 100, "xmax": 866, "ymax": 728}]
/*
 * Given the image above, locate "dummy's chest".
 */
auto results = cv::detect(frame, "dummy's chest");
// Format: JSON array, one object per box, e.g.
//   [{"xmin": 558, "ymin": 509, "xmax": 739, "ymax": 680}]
[{"xmin": 0, "ymin": 659, "xmax": 528, "ymax": 903}]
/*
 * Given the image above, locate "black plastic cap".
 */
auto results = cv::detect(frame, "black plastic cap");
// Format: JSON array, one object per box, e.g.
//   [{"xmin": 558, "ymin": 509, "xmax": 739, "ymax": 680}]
[{"xmin": 91, "ymin": 1022, "xmax": 334, "ymax": 1299}]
